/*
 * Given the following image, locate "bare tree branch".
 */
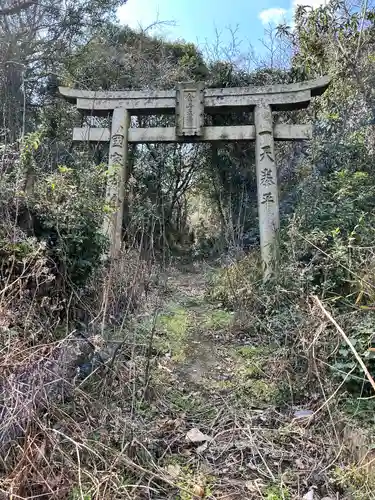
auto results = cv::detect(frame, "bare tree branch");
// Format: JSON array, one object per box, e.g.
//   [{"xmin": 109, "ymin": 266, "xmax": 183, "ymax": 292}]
[{"xmin": 0, "ymin": 0, "xmax": 37, "ymax": 16}]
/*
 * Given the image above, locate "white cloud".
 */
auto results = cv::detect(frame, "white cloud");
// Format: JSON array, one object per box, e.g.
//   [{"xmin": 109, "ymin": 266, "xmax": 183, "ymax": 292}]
[
  {"xmin": 258, "ymin": 0, "xmax": 328, "ymax": 27},
  {"xmin": 258, "ymin": 7, "xmax": 288, "ymax": 26},
  {"xmin": 117, "ymin": 0, "xmax": 159, "ymax": 30}
]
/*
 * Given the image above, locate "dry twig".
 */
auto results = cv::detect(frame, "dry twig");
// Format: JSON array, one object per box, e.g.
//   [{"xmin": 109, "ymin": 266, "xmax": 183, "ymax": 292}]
[{"xmin": 313, "ymin": 295, "xmax": 375, "ymax": 393}]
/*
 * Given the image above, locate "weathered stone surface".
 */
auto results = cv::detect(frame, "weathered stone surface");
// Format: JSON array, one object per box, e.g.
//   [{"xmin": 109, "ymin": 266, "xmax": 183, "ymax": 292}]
[
  {"xmin": 102, "ymin": 107, "xmax": 130, "ymax": 258},
  {"xmin": 59, "ymin": 76, "xmax": 329, "ymax": 102},
  {"xmin": 59, "ymin": 76, "xmax": 330, "ymax": 115},
  {"xmin": 76, "ymin": 96, "xmax": 175, "ymax": 114},
  {"xmin": 176, "ymin": 82, "xmax": 204, "ymax": 136},
  {"xmin": 255, "ymin": 104, "xmax": 280, "ymax": 279},
  {"xmin": 73, "ymin": 124, "xmax": 312, "ymax": 143},
  {"xmin": 205, "ymin": 75, "xmax": 330, "ymax": 97},
  {"xmin": 205, "ymin": 89, "xmax": 312, "ymax": 110}
]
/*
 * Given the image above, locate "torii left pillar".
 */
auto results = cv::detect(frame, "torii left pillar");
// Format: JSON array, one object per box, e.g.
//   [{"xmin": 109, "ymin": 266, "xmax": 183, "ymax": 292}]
[{"xmin": 102, "ymin": 107, "xmax": 130, "ymax": 259}]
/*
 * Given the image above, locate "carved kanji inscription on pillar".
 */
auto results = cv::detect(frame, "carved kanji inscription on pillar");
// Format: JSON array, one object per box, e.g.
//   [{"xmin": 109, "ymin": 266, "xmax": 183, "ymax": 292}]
[
  {"xmin": 103, "ymin": 108, "xmax": 130, "ymax": 259},
  {"xmin": 111, "ymin": 133, "xmax": 124, "ymax": 147},
  {"xmin": 260, "ymin": 168, "xmax": 275, "ymax": 187},
  {"xmin": 255, "ymin": 103, "xmax": 280, "ymax": 279},
  {"xmin": 260, "ymin": 145, "xmax": 274, "ymax": 162},
  {"xmin": 110, "ymin": 151, "xmax": 123, "ymax": 164},
  {"xmin": 261, "ymin": 192, "xmax": 275, "ymax": 206}
]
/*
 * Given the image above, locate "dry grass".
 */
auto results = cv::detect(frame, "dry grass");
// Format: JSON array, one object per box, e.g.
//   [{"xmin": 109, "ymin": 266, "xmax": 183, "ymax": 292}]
[
  {"xmin": 0, "ymin": 248, "xmax": 374, "ymax": 499},
  {"xmin": 0, "ymin": 238, "xmax": 162, "ymax": 498}
]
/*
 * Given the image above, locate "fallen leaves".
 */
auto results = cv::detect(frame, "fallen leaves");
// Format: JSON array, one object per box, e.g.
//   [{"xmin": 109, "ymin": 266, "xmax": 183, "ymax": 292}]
[
  {"xmin": 192, "ymin": 484, "xmax": 205, "ymax": 497},
  {"xmin": 165, "ymin": 463, "xmax": 181, "ymax": 480},
  {"xmin": 164, "ymin": 462, "xmax": 208, "ymax": 499},
  {"xmin": 186, "ymin": 428, "xmax": 212, "ymax": 443}
]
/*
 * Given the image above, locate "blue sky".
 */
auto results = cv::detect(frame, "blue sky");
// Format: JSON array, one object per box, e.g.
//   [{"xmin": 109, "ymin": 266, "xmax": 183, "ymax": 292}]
[{"xmin": 117, "ymin": 0, "xmax": 327, "ymax": 57}]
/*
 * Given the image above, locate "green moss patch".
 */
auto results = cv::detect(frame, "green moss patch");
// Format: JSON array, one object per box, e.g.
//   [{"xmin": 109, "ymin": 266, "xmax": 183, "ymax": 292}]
[
  {"xmin": 155, "ymin": 306, "xmax": 190, "ymax": 361},
  {"xmin": 202, "ymin": 309, "xmax": 234, "ymax": 331}
]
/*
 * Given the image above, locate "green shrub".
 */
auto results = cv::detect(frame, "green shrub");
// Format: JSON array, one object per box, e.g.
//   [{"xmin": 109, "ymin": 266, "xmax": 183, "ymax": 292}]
[{"xmin": 29, "ymin": 162, "xmax": 107, "ymax": 285}]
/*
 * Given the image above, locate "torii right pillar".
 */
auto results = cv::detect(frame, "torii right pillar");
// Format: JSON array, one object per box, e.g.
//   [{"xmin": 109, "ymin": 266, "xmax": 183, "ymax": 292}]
[
  {"xmin": 255, "ymin": 103, "xmax": 280, "ymax": 280},
  {"xmin": 253, "ymin": 80, "xmax": 330, "ymax": 281}
]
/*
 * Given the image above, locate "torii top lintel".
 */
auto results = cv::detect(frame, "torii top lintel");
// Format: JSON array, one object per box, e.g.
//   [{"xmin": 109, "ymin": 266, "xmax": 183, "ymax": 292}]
[{"xmin": 58, "ymin": 76, "xmax": 330, "ymax": 117}]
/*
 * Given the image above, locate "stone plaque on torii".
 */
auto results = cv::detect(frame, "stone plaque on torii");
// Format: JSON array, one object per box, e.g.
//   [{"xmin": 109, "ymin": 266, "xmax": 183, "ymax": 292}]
[{"xmin": 59, "ymin": 76, "xmax": 330, "ymax": 279}]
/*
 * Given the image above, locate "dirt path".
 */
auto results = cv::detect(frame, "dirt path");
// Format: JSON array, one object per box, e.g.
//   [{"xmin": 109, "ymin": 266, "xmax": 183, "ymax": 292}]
[
  {"xmin": 152, "ymin": 263, "xmax": 245, "ymax": 392},
  {"xmin": 129, "ymin": 266, "xmax": 314, "ymax": 500},
  {"xmin": 130, "ymin": 262, "xmax": 334, "ymax": 499}
]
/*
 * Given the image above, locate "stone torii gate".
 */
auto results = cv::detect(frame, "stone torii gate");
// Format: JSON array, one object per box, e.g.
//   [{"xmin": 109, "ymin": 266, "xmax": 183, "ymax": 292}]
[{"xmin": 59, "ymin": 76, "xmax": 330, "ymax": 279}]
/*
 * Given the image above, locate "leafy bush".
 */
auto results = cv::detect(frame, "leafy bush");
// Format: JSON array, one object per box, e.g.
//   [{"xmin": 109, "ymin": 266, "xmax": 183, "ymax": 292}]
[
  {"xmin": 330, "ymin": 312, "xmax": 375, "ymax": 395},
  {"xmin": 29, "ymin": 162, "xmax": 107, "ymax": 285}
]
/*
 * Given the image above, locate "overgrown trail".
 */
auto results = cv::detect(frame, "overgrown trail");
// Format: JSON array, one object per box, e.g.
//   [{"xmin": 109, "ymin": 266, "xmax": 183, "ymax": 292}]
[
  {"xmin": 132, "ymin": 262, "xmax": 337, "ymax": 499},
  {"xmin": 157, "ymin": 264, "xmax": 238, "ymax": 388},
  {"xmin": 149, "ymin": 262, "xmax": 277, "ymax": 404}
]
